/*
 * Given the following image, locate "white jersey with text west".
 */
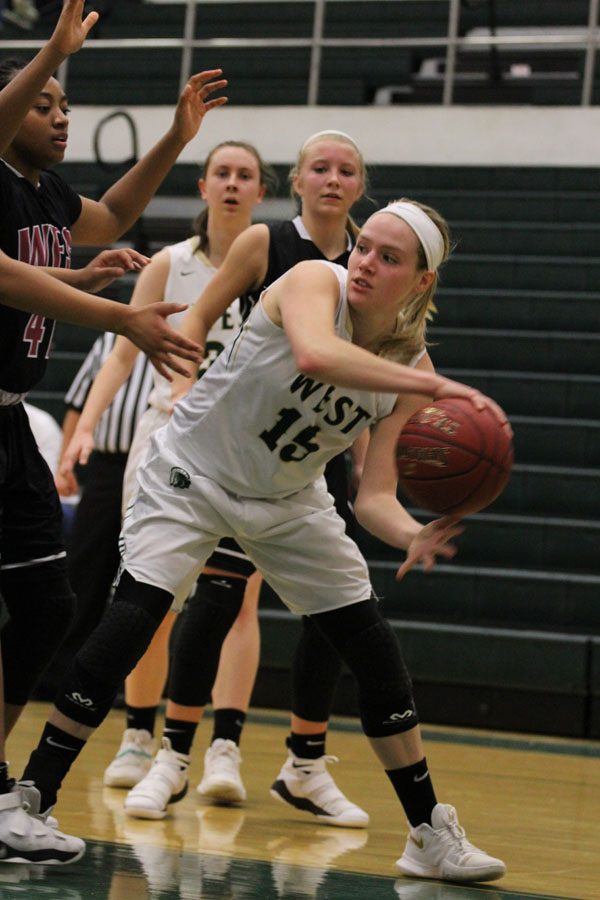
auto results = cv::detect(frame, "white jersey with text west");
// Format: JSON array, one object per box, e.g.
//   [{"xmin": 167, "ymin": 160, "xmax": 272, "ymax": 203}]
[{"xmin": 167, "ymin": 262, "xmax": 421, "ymax": 499}]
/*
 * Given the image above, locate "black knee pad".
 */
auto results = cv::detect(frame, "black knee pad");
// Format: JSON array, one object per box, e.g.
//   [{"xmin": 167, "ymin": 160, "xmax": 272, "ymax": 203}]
[
  {"xmin": 77, "ymin": 572, "xmax": 173, "ymax": 682},
  {"xmin": 52, "ymin": 572, "xmax": 173, "ymax": 728},
  {"xmin": 169, "ymin": 573, "xmax": 246, "ymax": 707},
  {"xmin": 343, "ymin": 618, "xmax": 418, "ymax": 737},
  {"xmin": 0, "ymin": 560, "xmax": 76, "ymax": 705},
  {"xmin": 313, "ymin": 600, "xmax": 418, "ymax": 738},
  {"xmin": 54, "ymin": 657, "xmax": 121, "ymax": 728}
]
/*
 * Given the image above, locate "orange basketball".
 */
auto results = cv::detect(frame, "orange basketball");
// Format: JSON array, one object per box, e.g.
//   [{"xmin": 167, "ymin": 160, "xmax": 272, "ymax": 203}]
[{"xmin": 396, "ymin": 398, "xmax": 513, "ymax": 516}]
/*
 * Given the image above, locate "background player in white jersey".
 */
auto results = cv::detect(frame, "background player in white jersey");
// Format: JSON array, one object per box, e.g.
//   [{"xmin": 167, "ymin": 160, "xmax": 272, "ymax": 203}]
[
  {"xmin": 60, "ymin": 139, "xmax": 275, "ymax": 803},
  {"xmin": 20, "ymin": 199, "xmax": 508, "ymax": 883}
]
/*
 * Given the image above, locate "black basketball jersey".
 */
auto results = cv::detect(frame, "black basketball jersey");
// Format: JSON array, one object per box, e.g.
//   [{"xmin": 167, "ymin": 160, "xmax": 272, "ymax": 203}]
[
  {"xmin": 239, "ymin": 216, "xmax": 353, "ymax": 320},
  {"xmin": 0, "ymin": 160, "xmax": 82, "ymax": 395}
]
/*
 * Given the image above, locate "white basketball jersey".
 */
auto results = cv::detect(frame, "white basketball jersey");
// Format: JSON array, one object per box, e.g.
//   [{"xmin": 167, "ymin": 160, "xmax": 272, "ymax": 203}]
[
  {"xmin": 167, "ymin": 262, "xmax": 423, "ymax": 499},
  {"xmin": 148, "ymin": 237, "xmax": 243, "ymax": 411}
]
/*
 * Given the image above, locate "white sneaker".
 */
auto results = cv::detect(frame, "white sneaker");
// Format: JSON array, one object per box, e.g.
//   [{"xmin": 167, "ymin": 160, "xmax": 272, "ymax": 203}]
[
  {"xmin": 0, "ymin": 789, "xmax": 85, "ymax": 865},
  {"xmin": 270, "ymin": 752, "xmax": 369, "ymax": 828},
  {"xmin": 396, "ymin": 803, "xmax": 506, "ymax": 883},
  {"xmin": 15, "ymin": 781, "xmax": 58, "ymax": 829},
  {"xmin": 197, "ymin": 739, "xmax": 246, "ymax": 804},
  {"xmin": 124, "ymin": 737, "xmax": 189, "ymax": 820},
  {"xmin": 103, "ymin": 728, "xmax": 156, "ymax": 788}
]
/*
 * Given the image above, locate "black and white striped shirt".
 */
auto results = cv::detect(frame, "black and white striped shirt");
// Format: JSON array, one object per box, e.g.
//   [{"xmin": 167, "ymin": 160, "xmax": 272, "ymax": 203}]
[{"xmin": 65, "ymin": 334, "xmax": 153, "ymax": 454}]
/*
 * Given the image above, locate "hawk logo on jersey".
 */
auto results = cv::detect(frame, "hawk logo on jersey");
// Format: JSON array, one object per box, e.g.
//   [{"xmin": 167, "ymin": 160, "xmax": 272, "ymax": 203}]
[{"xmin": 169, "ymin": 466, "xmax": 191, "ymax": 489}]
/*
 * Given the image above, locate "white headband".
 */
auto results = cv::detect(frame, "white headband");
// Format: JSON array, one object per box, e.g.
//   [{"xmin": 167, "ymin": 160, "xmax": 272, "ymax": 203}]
[
  {"xmin": 301, "ymin": 129, "xmax": 361, "ymax": 153},
  {"xmin": 371, "ymin": 201, "xmax": 445, "ymax": 271}
]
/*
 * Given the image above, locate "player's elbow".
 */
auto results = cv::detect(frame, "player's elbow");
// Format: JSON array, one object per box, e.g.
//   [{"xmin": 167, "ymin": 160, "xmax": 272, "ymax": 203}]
[{"xmin": 294, "ymin": 344, "xmax": 336, "ymax": 379}]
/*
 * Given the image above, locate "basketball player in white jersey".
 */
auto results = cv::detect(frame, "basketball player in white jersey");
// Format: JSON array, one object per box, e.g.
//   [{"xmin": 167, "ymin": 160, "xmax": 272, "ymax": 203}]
[{"xmin": 21, "ymin": 199, "xmax": 508, "ymax": 882}]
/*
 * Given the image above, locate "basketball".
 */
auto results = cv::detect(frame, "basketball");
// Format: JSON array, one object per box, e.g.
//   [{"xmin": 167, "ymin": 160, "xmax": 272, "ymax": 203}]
[{"xmin": 396, "ymin": 398, "xmax": 513, "ymax": 516}]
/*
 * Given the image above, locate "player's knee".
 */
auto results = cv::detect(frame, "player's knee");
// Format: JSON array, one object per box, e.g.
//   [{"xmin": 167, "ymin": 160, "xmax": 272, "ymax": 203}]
[
  {"xmin": 344, "ymin": 618, "xmax": 418, "ymax": 737},
  {"xmin": 315, "ymin": 604, "xmax": 418, "ymax": 738},
  {"xmin": 77, "ymin": 585, "xmax": 170, "ymax": 686}
]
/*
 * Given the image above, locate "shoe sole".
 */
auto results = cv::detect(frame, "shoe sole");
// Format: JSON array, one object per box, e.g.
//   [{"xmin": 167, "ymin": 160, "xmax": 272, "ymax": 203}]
[
  {"xmin": 396, "ymin": 857, "xmax": 507, "ymax": 882},
  {"xmin": 269, "ymin": 782, "xmax": 369, "ymax": 829},
  {"xmin": 197, "ymin": 781, "xmax": 246, "ymax": 804},
  {"xmin": 0, "ymin": 846, "xmax": 85, "ymax": 865}
]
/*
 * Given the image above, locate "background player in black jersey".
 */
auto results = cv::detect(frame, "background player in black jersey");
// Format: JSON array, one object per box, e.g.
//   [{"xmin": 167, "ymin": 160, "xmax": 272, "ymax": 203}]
[
  {"xmin": 0, "ymin": 0, "xmax": 221, "ymax": 861},
  {"xmin": 0, "ymin": 246, "xmax": 202, "ymax": 863}
]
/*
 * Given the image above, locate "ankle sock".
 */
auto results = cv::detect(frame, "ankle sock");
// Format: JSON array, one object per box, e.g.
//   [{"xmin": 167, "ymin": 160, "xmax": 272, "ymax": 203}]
[
  {"xmin": 287, "ymin": 731, "xmax": 327, "ymax": 760},
  {"xmin": 163, "ymin": 718, "xmax": 196, "ymax": 756},
  {"xmin": 385, "ymin": 757, "xmax": 437, "ymax": 827},
  {"xmin": 21, "ymin": 723, "xmax": 87, "ymax": 811},
  {"xmin": 211, "ymin": 708, "xmax": 246, "ymax": 746},
  {"xmin": 126, "ymin": 705, "xmax": 158, "ymax": 735}
]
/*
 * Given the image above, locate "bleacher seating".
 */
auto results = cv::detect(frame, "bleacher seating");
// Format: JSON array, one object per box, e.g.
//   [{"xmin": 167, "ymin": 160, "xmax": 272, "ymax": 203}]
[{"xmin": 4, "ymin": 0, "xmax": 598, "ymax": 106}]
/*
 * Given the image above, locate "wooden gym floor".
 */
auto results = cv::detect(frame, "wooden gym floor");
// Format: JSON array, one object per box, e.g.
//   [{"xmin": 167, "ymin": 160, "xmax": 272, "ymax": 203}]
[{"xmin": 3, "ymin": 702, "xmax": 600, "ymax": 899}]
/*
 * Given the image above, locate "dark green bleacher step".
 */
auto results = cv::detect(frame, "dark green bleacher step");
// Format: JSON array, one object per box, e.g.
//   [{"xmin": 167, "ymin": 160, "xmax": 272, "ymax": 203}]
[
  {"xmin": 511, "ymin": 415, "xmax": 600, "ymax": 467},
  {"xmin": 390, "ymin": 190, "xmax": 600, "ymax": 224},
  {"xmin": 370, "ymin": 562, "xmax": 600, "ymax": 635},
  {"xmin": 442, "ymin": 368, "xmax": 600, "ymax": 419},
  {"xmin": 52, "ymin": 323, "xmax": 101, "ymax": 354},
  {"xmin": 445, "ymin": 253, "xmax": 600, "ymax": 292},
  {"xmin": 436, "ymin": 287, "xmax": 600, "ymax": 332},
  {"xmin": 257, "ymin": 608, "xmax": 590, "ymax": 736},
  {"xmin": 430, "ymin": 326, "xmax": 600, "ymax": 374},
  {"xmin": 371, "ymin": 165, "xmax": 600, "ymax": 194},
  {"xmin": 496, "ymin": 462, "xmax": 599, "ymax": 517},
  {"xmin": 451, "ymin": 221, "xmax": 600, "ymax": 257},
  {"xmin": 358, "ymin": 511, "xmax": 600, "ymax": 576}
]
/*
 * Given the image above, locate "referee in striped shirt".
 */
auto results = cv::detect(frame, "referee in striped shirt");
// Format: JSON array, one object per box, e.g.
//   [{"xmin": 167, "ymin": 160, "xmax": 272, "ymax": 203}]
[{"xmin": 38, "ymin": 334, "xmax": 153, "ymax": 697}]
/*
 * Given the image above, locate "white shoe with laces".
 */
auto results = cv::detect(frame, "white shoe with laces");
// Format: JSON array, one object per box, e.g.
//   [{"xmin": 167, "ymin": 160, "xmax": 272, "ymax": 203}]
[
  {"xmin": 124, "ymin": 737, "xmax": 189, "ymax": 820},
  {"xmin": 396, "ymin": 803, "xmax": 506, "ymax": 883},
  {"xmin": 103, "ymin": 728, "xmax": 156, "ymax": 788},
  {"xmin": 0, "ymin": 789, "xmax": 85, "ymax": 865},
  {"xmin": 197, "ymin": 739, "xmax": 246, "ymax": 804},
  {"xmin": 270, "ymin": 752, "xmax": 369, "ymax": 828},
  {"xmin": 15, "ymin": 781, "xmax": 58, "ymax": 830}
]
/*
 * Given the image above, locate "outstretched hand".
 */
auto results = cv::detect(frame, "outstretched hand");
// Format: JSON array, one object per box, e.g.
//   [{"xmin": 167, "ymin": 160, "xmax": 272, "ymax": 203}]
[
  {"xmin": 76, "ymin": 248, "xmax": 150, "ymax": 293},
  {"xmin": 122, "ymin": 302, "xmax": 203, "ymax": 380},
  {"xmin": 48, "ymin": 0, "xmax": 99, "ymax": 57},
  {"xmin": 396, "ymin": 516, "xmax": 464, "ymax": 580},
  {"xmin": 170, "ymin": 70, "xmax": 228, "ymax": 145}
]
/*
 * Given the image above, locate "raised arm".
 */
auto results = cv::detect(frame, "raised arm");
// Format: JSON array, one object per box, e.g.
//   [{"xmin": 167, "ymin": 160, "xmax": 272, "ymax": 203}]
[
  {"xmin": 170, "ymin": 223, "xmax": 270, "ymax": 403},
  {"xmin": 274, "ymin": 261, "xmax": 505, "ymax": 417},
  {"xmin": 0, "ymin": 0, "xmax": 97, "ymax": 158},
  {"xmin": 71, "ymin": 71, "xmax": 228, "ymax": 245}
]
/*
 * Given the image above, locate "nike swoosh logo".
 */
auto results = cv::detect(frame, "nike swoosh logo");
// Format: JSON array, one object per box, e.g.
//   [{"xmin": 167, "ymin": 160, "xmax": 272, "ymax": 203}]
[
  {"xmin": 409, "ymin": 835, "xmax": 424, "ymax": 850},
  {"xmin": 291, "ymin": 762, "xmax": 313, "ymax": 769},
  {"xmin": 181, "ymin": 271, "xmax": 195, "ymax": 276},
  {"xmin": 413, "ymin": 771, "xmax": 429, "ymax": 782},
  {"xmin": 46, "ymin": 736, "xmax": 76, "ymax": 752}
]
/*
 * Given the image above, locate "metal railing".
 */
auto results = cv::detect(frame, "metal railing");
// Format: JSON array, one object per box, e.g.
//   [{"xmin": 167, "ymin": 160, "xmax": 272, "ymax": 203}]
[{"xmin": 0, "ymin": 0, "xmax": 599, "ymax": 105}]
